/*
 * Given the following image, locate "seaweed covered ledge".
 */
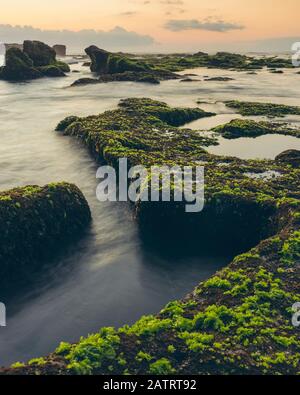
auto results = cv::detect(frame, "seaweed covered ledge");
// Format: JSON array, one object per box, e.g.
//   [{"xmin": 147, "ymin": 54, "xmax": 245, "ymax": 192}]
[
  {"xmin": 0, "ymin": 182, "xmax": 91, "ymax": 287},
  {"xmin": 2, "ymin": 98, "xmax": 300, "ymax": 375}
]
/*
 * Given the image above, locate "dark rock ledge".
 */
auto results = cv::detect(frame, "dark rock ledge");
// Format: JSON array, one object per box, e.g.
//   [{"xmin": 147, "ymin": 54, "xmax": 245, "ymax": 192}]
[{"xmin": 71, "ymin": 46, "xmax": 179, "ymax": 86}]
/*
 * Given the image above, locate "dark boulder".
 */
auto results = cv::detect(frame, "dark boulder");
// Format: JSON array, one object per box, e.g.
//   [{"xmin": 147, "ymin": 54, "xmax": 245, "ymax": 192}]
[
  {"xmin": 85, "ymin": 45, "xmax": 149, "ymax": 74},
  {"xmin": 0, "ymin": 183, "xmax": 91, "ymax": 286},
  {"xmin": 23, "ymin": 40, "xmax": 56, "ymax": 67},
  {"xmin": 85, "ymin": 46, "xmax": 110, "ymax": 73},
  {"xmin": 275, "ymin": 150, "xmax": 300, "ymax": 167},
  {"xmin": 39, "ymin": 65, "xmax": 65, "ymax": 77},
  {"xmin": 0, "ymin": 47, "xmax": 42, "ymax": 80}
]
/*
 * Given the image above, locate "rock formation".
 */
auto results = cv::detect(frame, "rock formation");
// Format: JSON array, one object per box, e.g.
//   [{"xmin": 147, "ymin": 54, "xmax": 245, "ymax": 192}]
[
  {"xmin": 0, "ymin": 40, "xmax": 70, "ymax": 81},
  {"xmin": 0, "ymin": 183, "xmax": 91, "ymax": 286}
]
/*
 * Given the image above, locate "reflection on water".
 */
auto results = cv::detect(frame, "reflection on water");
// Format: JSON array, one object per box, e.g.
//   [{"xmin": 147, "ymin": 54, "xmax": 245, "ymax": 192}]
[
  {"xmin": 207, "ymin": 134, "xmax": 300, "ymax": 160},
  {"xmin": 0, "ymin": 61, "xmax": 299, "ymax": 365}
]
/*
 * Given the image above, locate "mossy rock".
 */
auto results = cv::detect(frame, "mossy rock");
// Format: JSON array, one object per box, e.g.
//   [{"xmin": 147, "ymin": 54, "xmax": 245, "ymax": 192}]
[
  {"xmin": 276, "ymin": 150, "xmax": 300, "ymax": 168},
  {"xmin": 23, "ymin": 40, "xmax": 56, "ymax": 67},
  {"xmin": 0, "ymin": 183, "xmax": 91, "ymax": 285},
  {"xmin": 4, "ymin": 98, "xmax": 300, "ymax": 376},
  {"xmin": 38, "ymin": 65, "xmax": 65, "ymax": 77},
  {"xmin": 213, "ymin": 119, "xmax": 300, "ymax": 139},
  {"xmin": 0, "ymin": 41, "xmax": 70, "ymax": 81},
  {"xmin": 225, "ymin": 100, "xmax": 300, "ymax": 117},
  {"xmin": 0, "ymin": 47, "xmax": 42, "ymax": 81},
  {"xmin": 85, "ymin": 45, "xmax": 150, "ymax": 75}
]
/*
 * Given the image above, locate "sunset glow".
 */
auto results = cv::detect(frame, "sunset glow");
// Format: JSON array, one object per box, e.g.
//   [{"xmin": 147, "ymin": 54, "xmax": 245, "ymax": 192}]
[{"xmin": 0, "ymin": 0, "xmax": 299, "ymax": 51}]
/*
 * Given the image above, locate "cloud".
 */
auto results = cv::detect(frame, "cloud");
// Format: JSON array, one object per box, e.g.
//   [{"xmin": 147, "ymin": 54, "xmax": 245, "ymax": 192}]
[
  {"xmin": 119, "ymin": 11, "xmax": 137, "ymax": 16},
  {"xmin": 0, "ymin": 24, "xmax": 154, "ymax": 52},
  {"xmin": 164, "ymin": 19, "xmax": 245, "ymax": 32}
]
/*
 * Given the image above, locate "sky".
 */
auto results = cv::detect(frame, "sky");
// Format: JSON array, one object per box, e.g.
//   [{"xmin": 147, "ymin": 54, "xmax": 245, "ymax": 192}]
[{"xmin": 0, "ymin": 0, "xmax": 299, "ymax": 53}]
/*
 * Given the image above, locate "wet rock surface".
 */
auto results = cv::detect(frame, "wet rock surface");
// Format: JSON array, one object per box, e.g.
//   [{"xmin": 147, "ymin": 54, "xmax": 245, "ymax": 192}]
[{"xmin": 275, "ymin": 149, "xmax": 300, "ymax": 167}]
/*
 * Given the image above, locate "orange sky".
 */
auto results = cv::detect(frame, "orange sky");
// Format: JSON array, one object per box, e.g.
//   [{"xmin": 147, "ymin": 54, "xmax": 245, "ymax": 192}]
[{"xmin": 0, "ymin": 0, "xmax": 299, "ymax": 50}]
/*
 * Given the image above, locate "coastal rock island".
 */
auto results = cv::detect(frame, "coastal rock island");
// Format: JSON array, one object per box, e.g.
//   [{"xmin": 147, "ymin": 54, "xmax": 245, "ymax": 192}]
[{"xmin": 0, "ymin": 40, "xmax": 70, "ymax": 81}]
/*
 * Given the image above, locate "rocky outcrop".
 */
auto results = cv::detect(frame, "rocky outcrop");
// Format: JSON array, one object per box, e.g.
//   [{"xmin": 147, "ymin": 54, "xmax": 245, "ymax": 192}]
[
  {"xmin": 70, "ymin": 71, "xmax": 162, "ymax": 87},
  {"xmin": 0, "ymin": 182, "xmax": 91, "ymax": 286},
  {"xmin": 212, "ymin": 119, "xmax": 300, "ymax": 139},
  {"xmin": 85, "ymin": 46, "xmax": 110, "ymax": 73},
  {"xmin": 0, "ymin": 48, "xmax": 42, "ymax": 81},
  {"xmin": 0, "ymin": 40, "xmax": 70, "ymax": 81},
  {"xmin": 23, "ymin": 40, "xmax": 56, "ymax": 67},
  {"xmin": 82, "ymin": 46, "xmax": 178, "ymax": 85},
  {"xmin": 275, "ymin": 150, "xmax": 300, "ymax": 167},
  {"xmin": 85, "ymin": 45, "xmax": 149, "ymax": 74}
]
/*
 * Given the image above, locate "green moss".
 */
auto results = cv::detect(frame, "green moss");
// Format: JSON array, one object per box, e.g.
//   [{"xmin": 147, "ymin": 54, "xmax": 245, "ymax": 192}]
[
  {"xmin": 0, "ymin": 183, "xmax": 91, "ymax": 285},
  {"xmin": 64, "ymin": 328, "xmax": 120, "ymax": 375},
  {"xmin": 225, "ymin": 100, "xmax": 300, "ymax": 117},
  {"xmin": 28, "ymin": 358, "xmax": 47, "ymax": 366},
  {"xmin": 149, "ymin": 358, "xmax": 176, "ymax": 375},
  {"xmin": 213, "ymin": 119, "xmax": 300, "ymax": 139},
  {"xmin": 135, "ymin": 351, "xmax": 153, "ymax": 362},
  {"xmin": 11, "ymin": 362, "xmax": 25, "ymax": 369},
  {"xmin": 6, "ymin": 96, "xmax": 300, "ymax": 376},
  {"xmin": 204, "ymin": 276, "xmax": 232, "ymax": 290},
  {"xmin": 280, "ymin": 231, "xmax": 300, "ymax": 266},
  {"xmin": 179, "ymin": 332, "xmax": 214, "ymax": 352}
]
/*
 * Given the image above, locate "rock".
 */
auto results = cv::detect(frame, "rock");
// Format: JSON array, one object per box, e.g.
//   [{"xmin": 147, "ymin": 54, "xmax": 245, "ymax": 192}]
[
  {"xmin": 275, "ymin": 150, "xmax": 300, "ymax": 167},
  {"xmin": 4, "ymin": 43, "xmax": 23, "ymax": 51},
  {"xmin": 85, "ymin": 46, "xmax": 110, "ymax": 73},
  {"xmin": 0, "ymin": 183, "xmax": 91, "ymax": 284},
  {"xmin": 71, "ymin": 78, "xmax": 100, "ymax": 87},
  {"xmin": 55, "ymin": 61, "xmax": 70, "ymax": 73},
  {"xmin": 0, "ymin": 47, "xmax": 42, "ymax": 80},
  {"xmin": 71, "ymin": 72, "xmax": 161, "ymax": 87},
  {"xmin": 213, "ymin": 119, "xmax": 300, "ymax": 139},
  {"xmin": 180, "ymin": 77, "xmax": 201, "ymax": 82},
  {"xmin": 225, "ymin": 100, "xmax": 300, "ymax": 117},
  {"xmin": 0, "ymin": 41, "xmax": 70, "ymax": 81},
  {"xmin": 209, "ymin": 52, "xmax": 246, "ymax": 69},
  {"xmin": 137, "ymin": 74, "xmax": 160, "ymax": 84},
  {"xmin": 23, "ymin": 40, "xmax": 56, "ymax": 67},
  {"xmin": 55, "ymin": 116, "xmax": 81, "ymax": 131},
  {"xmin": 85, "ymin": 45, "xmax": 150, "ymax": 74},
  {"xmin": 52, "ymin": 44, "xmax": 66, "ymax": 57},
  {"xmin": 39, "ymin": 65, "xmax": 65, "ymax": 77},
  {"xmin": 204, "ymin": 76, "xmax": 234, "ymax": 81}
]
